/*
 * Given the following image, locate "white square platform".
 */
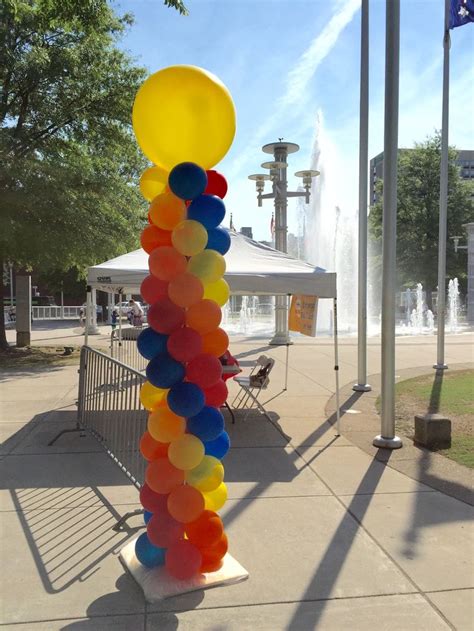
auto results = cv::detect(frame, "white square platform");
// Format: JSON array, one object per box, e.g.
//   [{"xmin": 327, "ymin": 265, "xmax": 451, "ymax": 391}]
[{"xmin": 119, "ymin": 537, "xmax": 249, "ymax": 602}]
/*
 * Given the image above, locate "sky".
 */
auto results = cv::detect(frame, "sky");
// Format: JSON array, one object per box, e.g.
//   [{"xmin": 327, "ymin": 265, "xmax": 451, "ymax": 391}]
[{"xmin": 114, "ymin": 0, "xmax": 474, "ymax": 241}]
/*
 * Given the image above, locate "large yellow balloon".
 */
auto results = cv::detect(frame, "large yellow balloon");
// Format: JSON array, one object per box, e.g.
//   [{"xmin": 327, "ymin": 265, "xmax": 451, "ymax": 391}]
[
  {"xmin": 140, "ymin": 166, "xmax": 169, "ymax": 201},
  {"xmin": 132, "ymin": 66, "xmax": 236, "ymax": 171},
  {"xmin": 203, "ymin": 278, "xmax": 230, "ymax": 307}
]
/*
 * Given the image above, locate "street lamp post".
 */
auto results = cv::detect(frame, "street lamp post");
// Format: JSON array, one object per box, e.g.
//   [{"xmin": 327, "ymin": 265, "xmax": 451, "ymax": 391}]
[{"xmin": 248, "ymin": 140, "xmax": 319, "ymax": 345}]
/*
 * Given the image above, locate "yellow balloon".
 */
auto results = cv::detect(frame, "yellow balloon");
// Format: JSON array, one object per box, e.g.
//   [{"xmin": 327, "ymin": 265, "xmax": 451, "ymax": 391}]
[
  {"xmin": 188, "ymin": 250, "xmax": 226, "ymax": 284},
  {"xmin": 140, "ymin": 381, "xmax": 168, "ymax": 411},
  {"xmin": 168, "ymin": 434, "xmax": 205, "ymax": 471},
  {"xmin": 132, "ymin": 65, "xmax": 236, "ymax": 171},
  {"xmin": 139, "ymin": 166, "xmax": 169, "ymax": 201},
  {"xmin": 203, "ymin": 278, "xmax": 230, "ymax": 306},
  {"xmin": 172, "ymin": 220, "xmax": 208, "ymax": 257},
  {"xmin": 203, "ymin": 482, "xmax": 228, "ymax": 511},
  {"xmin": 185, "ymin": 455, "xmax": 224, "ymax": 492}
]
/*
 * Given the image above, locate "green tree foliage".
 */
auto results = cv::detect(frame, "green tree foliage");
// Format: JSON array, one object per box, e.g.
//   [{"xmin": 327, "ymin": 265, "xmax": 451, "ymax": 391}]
[
  {"xmin": 369, "ymin": 134, "xmax": 473, "ymax": 305},
  {"xmin": 0, "ymin": 0, "xmax": 152, "ymax": 347}
]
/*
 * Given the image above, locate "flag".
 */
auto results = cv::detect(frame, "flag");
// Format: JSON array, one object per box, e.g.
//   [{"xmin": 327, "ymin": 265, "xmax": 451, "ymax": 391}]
[
  {"xmin": 229, "ymin": 213, "xmax": 236, "ymax": 231},
  {"xmin": 270, "ymin": 213, "xmax": 275, "ymax": 237},
  {"xmin": 450, "ymin": 0, "xmax": 474, "ymax": 28}
]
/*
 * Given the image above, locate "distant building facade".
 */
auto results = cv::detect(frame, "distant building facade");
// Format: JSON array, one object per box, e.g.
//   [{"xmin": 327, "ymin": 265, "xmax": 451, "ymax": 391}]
[
  {"xmin": 240, "ymin": 226, "xmax": 253, "ymax": 239},
  {"xmin": 370, "ymin": 148, "xmax": 474, "ymax": 205}
]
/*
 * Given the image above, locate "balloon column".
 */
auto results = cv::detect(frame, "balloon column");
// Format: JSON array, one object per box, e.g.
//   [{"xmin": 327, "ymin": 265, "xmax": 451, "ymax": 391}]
[{"xmin": 132, "ymin": 66, "xmax": 235, "ymax": 580}]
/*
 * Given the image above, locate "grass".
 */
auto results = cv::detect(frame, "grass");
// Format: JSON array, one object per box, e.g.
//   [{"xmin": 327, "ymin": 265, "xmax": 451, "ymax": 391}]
[
  {"xmin": 0, "ymin": 345, "xmax": 82, "ymax": 370},
  {"xmin": 386, "ymin": 369, "xmax": 474, "ymax": 468}
]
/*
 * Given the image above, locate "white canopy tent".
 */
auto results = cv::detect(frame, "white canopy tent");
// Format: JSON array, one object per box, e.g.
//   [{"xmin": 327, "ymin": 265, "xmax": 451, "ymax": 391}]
[
  {"xmin": 86, "ymin": 230, "xmax": 340, "ymax": 431},
  {"xmin": 87, "ymin": 230, "xmax": 337, "ymax": 297}
]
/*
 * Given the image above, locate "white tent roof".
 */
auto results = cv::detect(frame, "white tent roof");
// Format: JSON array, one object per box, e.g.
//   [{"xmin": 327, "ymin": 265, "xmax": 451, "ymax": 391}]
[{"xmin": 87, "ymin": 230, "xmax": 337, "ymax": 298}]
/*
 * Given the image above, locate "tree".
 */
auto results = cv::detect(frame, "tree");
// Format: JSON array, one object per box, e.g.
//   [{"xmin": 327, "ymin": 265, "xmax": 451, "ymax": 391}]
[
  {"xmin": 0, "ymin": 0, "xmax": 151, "ymax": 349},
  {"xmin": 369, "ymin": 133, "xmax": 473, "ymax": 308}
]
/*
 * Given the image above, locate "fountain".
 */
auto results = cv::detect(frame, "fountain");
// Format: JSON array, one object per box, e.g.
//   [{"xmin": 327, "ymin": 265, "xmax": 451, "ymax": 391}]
[
  {"xmin": 426, "ymin": 309, "xmax": 434, "ymax": 333},
  {"xmin": 448, "ymin": 278, "xmax": 460, "ymax": 333}
]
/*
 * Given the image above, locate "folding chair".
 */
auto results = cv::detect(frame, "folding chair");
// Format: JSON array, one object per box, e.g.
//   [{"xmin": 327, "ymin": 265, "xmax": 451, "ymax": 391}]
[{"xmin": 231, "ymin": 355, "xmax": 275, "ymax": 421}]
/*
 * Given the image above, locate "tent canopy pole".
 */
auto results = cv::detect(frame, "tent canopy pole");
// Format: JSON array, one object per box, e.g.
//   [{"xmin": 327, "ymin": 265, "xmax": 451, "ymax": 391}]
[{"xmin": 333, "ymin": 297, "xmax": 341, "ymax": 435}]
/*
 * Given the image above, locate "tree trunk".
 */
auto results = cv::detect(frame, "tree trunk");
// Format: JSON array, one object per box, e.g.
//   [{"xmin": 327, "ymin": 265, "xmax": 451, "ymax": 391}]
[{"xmin": 0, "ymin": 253, "xmax": 11, "ymax": 351}]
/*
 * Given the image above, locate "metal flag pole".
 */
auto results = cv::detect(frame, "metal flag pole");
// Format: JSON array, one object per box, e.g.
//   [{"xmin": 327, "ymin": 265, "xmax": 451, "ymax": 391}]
[
  {"xmin": 373, "ymin": 0, "xmax": 402, "ymax": 449},
  {"xmin": 434, "ymin": 0, "xmax": 450, "ymax": 370},
  {"xmin": 354, "ymin": 0, "xmax": 372, "ymax": 392}
]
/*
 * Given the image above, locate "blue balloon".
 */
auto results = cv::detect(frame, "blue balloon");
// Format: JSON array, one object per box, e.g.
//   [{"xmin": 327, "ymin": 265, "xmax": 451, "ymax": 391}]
[
  {"xmin": 206, "ymin": 227, "xmax": 231, "ymax": 255},
  {"xmin": 137, "ymin": 328, "xmax": 168, "ymax": 360},
  {"xmin": 187, "ymin": 406, "xmax": 224, "ymax": 442},
  {"xmin": 187, "ymin": 195, "xmax": 225, "ymax": 229},
  {"xmin": 168, "ymin": 162, "xmax": 208, "ymax": 201},
  {"xmin": 146, "ymin": 352, "xmax": 185, "ymax": 389},
  {"xmin": 144, "ymin": 510, "xmax": 153, "ymax": 524},
  {"xmin": 167, "ymin": 382, "xmax": 205, "ymax": 418},
  {"xmin": 135, "ymin": 532, "xmax": 166, "ymax": 568},
  {"xmin": 204, "ymin": 430, "xmax": 230, "ymax": 459}
]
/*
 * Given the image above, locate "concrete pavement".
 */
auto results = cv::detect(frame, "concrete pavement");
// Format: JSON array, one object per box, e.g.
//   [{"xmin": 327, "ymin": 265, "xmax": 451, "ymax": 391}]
[{"xmin": 0, "ymin": 328, "xmax": 473, "ymax": 629}]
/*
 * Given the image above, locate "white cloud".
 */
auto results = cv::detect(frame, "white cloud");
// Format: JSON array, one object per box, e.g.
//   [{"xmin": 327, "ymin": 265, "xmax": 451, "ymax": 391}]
[{"xmin": 227, "ymin": 0, "xmax": 361, "ymax": 180}]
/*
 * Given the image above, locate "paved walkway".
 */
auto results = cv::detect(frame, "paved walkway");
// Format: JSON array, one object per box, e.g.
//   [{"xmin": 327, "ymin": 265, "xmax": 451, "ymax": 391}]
[{"xmin": 0, "ymin": 329, "xmax": 473, "ymax": 629}]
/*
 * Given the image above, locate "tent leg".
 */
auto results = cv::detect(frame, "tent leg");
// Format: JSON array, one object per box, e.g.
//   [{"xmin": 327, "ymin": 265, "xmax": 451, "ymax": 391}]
[
  {"xmin": 333, "ymin": 297, "xmax": 341, "ymax": 435},
  {"xmin": 118, "ymin": 290, "xmax": 123, "ymax": 364},
  {"xmin": 284, "ymin": 343, "xmax": 289, "ymax": 391},
  {"xmin": 85, "ymin": 287, "xmax": 91, "ymax": 347}
]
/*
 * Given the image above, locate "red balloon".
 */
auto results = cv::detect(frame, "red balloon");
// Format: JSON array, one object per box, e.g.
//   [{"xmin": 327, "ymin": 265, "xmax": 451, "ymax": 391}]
[
  {"xmin": 147, "ymin": 511, "xmax": 185, "ymax": 548},
  {"xmin": 145, "ymin": 457, "xmax": 185, "ymax": 494},
  {"xmin": 185, "ymin": 510, "xmax": 224, "ymax": 548},
  {"xmin": 205, "ymin": 170, "xmax": 228, "ymax": 199},
  {"xmin": 166, "ymin": 540, "xmax": 202, "ymax": 580},
  {"xmin": 199, "ymin": 533, "xmax": 228, "ymax": 573},
  {"xmin": 140, "ymin": 431, "xmax": 169, "ymax": 461},
  {"xmin": 147, "ymin": 297, "xmax": 185, "ymax": 334},
  {"xmin": 186, "ymin": 354, "xmax": 222, "ymax": 389},
  {"xmin": 139, "ymin": 483, "xmax": 169, "ymax": 513},
  {"xmin": 167, "ymin": 327, "xmax": 202, "ymax": 363},
  {"xmin": 204, "ymin": 380, "xmax": 228, "ymax": 407},
  {"xmin": 141, "ymin": 225, "xmax": 172, "ymax": 254},
  {"xmin": 141, "ymin": 275, "xmax": 168, "ymax": 304}
]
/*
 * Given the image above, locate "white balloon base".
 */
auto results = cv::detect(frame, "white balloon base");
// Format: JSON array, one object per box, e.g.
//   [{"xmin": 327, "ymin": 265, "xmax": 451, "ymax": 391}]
[{"xmin": 119, "ymin": 536, "xmax": 249, "ymax": 602}]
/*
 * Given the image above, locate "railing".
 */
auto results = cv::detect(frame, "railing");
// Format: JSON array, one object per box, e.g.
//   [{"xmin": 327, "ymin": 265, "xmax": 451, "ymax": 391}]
[
  {"xmin": 109, "ymin": 327, "xmax": 147, "ymax": 373},
  {"xmin": 76, "ymin": 346, "xmax": 147, "ymax": 488},
  {"xmin": 32, "ymin": 306, "xmax": 85, "ymax": 320}
]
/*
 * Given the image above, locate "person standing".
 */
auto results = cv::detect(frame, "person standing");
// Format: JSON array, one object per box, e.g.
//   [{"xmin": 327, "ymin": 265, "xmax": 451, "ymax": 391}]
[{"xmin": 128, "ymin": 299, "xmax": 144, "ymax": 327}]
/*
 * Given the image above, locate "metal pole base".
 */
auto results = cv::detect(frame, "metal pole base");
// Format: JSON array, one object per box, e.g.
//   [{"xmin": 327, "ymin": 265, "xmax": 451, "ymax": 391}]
[
  {"xmin": 352, "ymin": 383, "xmax": 372, "ymax": 392},
  {"xmin": 269, "ymin": 333, "xmax": 293, "ymax": 346},
  {"xmin": 86, "ymin": 325, "xmax": 100, "ymax": 335},
  {"xmin": 433, "ymin": 364, "xmax": 448, "ymax": 370},
  {"xmin": 372, "ymin": 434, "xmax": 403, "ymax": 449}
]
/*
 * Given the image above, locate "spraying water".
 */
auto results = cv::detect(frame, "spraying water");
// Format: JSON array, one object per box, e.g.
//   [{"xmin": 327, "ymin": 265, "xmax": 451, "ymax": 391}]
[
  {"xmin": 448, "ymin": 278, "xmax": 460, "ymax": 333},
  {"xmin": 300, "ymin": 112, "xmax": 357, "ymax": 332}
]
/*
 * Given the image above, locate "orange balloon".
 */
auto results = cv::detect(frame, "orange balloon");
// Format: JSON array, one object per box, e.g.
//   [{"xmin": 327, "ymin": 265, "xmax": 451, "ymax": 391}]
[
  {"xmin": 139, "ymin": 431, "xmax": 169, "ymax": 461},
  {"xmin": 145, "ymin": 457, "xmax": 184, "ymax": 494},
  {"xmin": 201, "ymin": 327, "xmax": 229, "ymax": 357},
  {"xmin": 140, "ymin": 224, "xmax": 172, "ymax": 253},
  {"xmin": 185, "ymin": 510, "xmax": 223, "ymax": 548},
  {"xmin": 186, "ymin": 299, "xmax": 222, "ymax": 334},
  {"xmin": 149, "ymin": 246, "xmax": 187, "ymax": 282},
  {"xmin": 168, "ymin": 272, "xmax": 204, "ymax": 308},
  {"xmin": 149, "ymin": 192, "xmax": 186, "ymax": 230},
  {"xmin": 148, "ymin": 408, "xmax": 186, "ymax": 443},
  {"xmin": 167, "ymin": 485, "xmax": 205, "ymax": 523},
  {"xmin": 199, "ymin": 533, "xmax": 228, "ymax": 573}
]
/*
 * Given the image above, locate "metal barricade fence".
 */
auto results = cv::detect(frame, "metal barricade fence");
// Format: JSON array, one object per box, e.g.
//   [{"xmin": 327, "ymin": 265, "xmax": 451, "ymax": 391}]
[
  {"xmin": 76, "ymin": 345, "xmax": 147, "ymax": 489},
  {"xmin": 109, "ymin": 327, "xmax": 148, "ymax": 373}
]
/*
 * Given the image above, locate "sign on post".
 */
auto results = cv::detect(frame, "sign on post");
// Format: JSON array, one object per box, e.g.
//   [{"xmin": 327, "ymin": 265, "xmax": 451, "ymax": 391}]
[{"xmin": 288, "ymin": 295, "xmax": 318, "ymax": 337}]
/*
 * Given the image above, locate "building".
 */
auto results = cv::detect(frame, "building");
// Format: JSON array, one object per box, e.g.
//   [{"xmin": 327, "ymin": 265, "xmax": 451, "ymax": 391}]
[
  {"xmin": 370, "ymin": 149, "xmax": 474, "ymax": 205},
  {"xmin": 239, "ymin": 226, "xmax": 253, "ymax": 239}
]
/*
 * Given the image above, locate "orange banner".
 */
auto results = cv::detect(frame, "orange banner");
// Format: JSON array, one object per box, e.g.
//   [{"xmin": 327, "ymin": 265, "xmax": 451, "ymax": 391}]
[{"xmin": 289, "ymin": 295, "xmax": 318, "ymax": 337}]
